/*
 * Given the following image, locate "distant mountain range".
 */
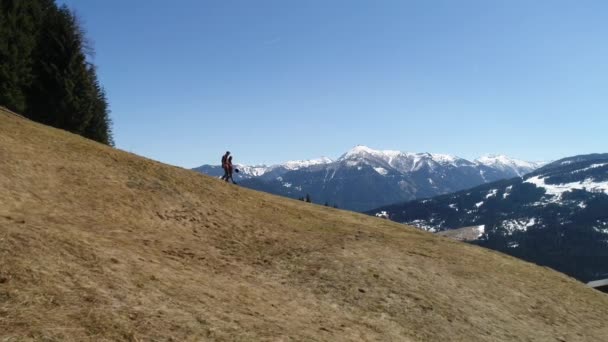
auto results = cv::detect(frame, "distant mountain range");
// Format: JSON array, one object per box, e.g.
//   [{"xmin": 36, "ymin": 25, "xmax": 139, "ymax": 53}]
[
  {"xmin": 193, "ymin": 146, "xmax": 544, "ymax": 211},
  {"xmin": 369, "ymin": 153, "xmax": 608, "ymax": 282}
]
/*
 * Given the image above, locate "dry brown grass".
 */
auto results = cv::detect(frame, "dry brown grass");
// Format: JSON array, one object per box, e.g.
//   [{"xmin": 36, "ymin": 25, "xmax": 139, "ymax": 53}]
[{"xmin": 1, "ymin": 108, "xmax": 607, "ymax": 341}]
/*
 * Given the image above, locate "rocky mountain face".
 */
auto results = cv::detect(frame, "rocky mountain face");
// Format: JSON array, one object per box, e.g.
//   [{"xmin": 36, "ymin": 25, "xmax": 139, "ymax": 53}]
[
  {"xmin": 194, "ymin": 146, "xmax": 542, "ymax": 211},
  {"xmin": 369, "ymin": 154, "xmax": 608, "ymax": 282}
]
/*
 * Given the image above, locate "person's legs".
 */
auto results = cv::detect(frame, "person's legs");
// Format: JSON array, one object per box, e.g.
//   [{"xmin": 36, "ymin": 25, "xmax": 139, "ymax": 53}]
[{"xmin": 226, "ymin": 164, "xmax": 236, "ymax": 184}]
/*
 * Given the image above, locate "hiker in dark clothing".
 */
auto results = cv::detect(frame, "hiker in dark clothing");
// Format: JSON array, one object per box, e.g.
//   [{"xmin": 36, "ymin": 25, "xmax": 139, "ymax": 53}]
[{"xmin": 221, "ymin": 151, "xmax": 230, "ymax": 181}]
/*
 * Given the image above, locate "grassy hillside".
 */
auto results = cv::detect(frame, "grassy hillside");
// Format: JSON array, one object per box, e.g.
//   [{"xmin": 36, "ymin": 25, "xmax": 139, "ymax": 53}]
[{"xmin": 1, "ymin": 107, "xmax": 607, "ymax": 341}]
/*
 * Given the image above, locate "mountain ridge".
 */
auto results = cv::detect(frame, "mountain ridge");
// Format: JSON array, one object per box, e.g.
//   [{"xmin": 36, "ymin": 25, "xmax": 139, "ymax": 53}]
[
  {"xmin": 199, "ymin": 146, "xmax": 543, "ymax": 179},
  {"xmin": 369, "ymin": 153, "xmax": 608, "ymax": 282},
  {"xmin": 194, "ymin": 145, "xmax": 545, "ymax": 211}
]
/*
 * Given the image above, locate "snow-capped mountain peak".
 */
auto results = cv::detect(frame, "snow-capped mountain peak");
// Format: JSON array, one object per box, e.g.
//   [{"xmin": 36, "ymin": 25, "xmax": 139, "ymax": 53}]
[
  {"xmin": 282, "ymin": 157, "xmax": 333, "ymax": 170},
  {"xmin": 339, "ymin": 145, "xmax": 401, "ymax": 161},
  {"xmin": 426, "ymin": 153, "xmax": 460, "ymax": 164},
  {"xmin": 339, "ymin": 146, "xmax": 472, "ymax": 172},
  {"xmin": 475, "ymin": 154, "xmax": 542, "ymax": 177},
  {"xmin": 233, "ymin": 164, "xmax": 271, "ymax": 177},
  {"xmin": 226, "ymin": 156, "xmax": 334, "ymax": 177},
  {"xmin": 193, "ymin": 147, "xmax": 544, "ymax": 211},
  {"xmin": 476, "ymin": 154, "xmax": 533, "ymax": 168}
]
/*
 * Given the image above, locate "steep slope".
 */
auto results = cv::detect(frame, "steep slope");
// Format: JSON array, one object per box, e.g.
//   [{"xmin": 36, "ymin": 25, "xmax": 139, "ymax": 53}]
[
  {"xmin": 370, "ymin": 155, "xmax": 608, "ymax": 281},
  {"xmin": 1, "ymin": 108, "xmax": 607, "ymax": 341},
  {"xmin": 195, "ymin": 146, "xmax": 542, "ymax": 211}
]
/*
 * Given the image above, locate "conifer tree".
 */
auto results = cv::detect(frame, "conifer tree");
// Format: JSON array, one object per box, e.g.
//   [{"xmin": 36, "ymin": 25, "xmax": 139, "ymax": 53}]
[
  {"xmin": 0, "ymin": 0, "xmax": 113, "ymax": 145},
  {"xmin": 82, "ymin": 66, "xmax": 114, "ymax": 145},
  {"xmin": 0, "ymin": 0, "xmax": 51, "ymax": 112},
  {"xmin": 28, "ymin": 6, "xmax": 93, "ymax": 130}
]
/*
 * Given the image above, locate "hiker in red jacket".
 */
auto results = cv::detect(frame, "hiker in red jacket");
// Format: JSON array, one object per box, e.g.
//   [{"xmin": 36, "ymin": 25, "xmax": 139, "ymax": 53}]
[
  {"xmin": 226, "ymin": 156, "xmax": 237, "ymax": 184},
  {"xmin": 221, "ymin": 151, "xmax": 230, "ymax": 181}
]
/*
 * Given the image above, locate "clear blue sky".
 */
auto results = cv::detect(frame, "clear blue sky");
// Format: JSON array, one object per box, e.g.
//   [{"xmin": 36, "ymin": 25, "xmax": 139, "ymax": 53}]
[{"xmin": 60, "ymin": 0, "xmax": 608, "ymax": 167}]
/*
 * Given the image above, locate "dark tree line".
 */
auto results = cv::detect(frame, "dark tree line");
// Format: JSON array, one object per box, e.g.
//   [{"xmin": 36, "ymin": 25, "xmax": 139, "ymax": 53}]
[
  {"xmin": 0, "ymin": 0, "xmax": 113, "ymax": 145},
  {"xmin": 298, "ymin": 194, "xmax": 312, "ymax": 203}
]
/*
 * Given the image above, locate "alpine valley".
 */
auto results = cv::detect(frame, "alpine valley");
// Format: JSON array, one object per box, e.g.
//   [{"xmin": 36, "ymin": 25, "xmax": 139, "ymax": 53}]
[
  {"xmin": 369, "ymin": 153, "xmax": 608, "ymax": 282},
  {"xmin": 193, "ymin": 146, "xmax": 542, "ymax": 211}
]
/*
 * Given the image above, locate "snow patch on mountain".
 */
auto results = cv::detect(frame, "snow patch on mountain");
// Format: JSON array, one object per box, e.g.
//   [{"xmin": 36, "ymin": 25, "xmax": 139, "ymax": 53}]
[
  {"xmin": 479, "ymin": 169, "xmax": 487, "ymax": 182},
  {"xmin": 594, "ymin": 226, "xmax": 608, "ymax": 234},
  {"xmin": 572, "ymin": 162, "xmax": 608, "ymax": 174},
  {"xmin": 408, "ymin": 220, "xmax": 437, "ymax": 232},
  {"xmin": 525, "ymin": 175, "xmax": 608, "ymax": 199},
  {"xmin": 375, "ymin": 211, "xmax": 390, "ymax": 219},
  {"xmin": 502, "ymin": 218, "xmax": 537, "ymax": 234},
  {"xmin": 374, "ymin": 167, "xmax": 388, "ymax": 176},
  {"xmin": 476, "ymin": 225, "xmax": 485, "ymax": 237},
  {"xmin": 503, "ymin": 185, "xmax": 513, "ymax": 199},
  {"xmin": 485, "ymin": 189, "xmax": 498, "ymax": 198}
]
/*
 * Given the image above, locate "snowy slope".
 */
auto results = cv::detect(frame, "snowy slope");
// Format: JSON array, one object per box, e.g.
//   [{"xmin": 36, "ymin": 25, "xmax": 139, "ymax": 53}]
[
  {"xmin": 475, "ymin": 155, "xmax": 545, "ymax": 177},
  {"xmin": 370, "ymin": 153, "xmax": 608, "ymax": 282}
]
